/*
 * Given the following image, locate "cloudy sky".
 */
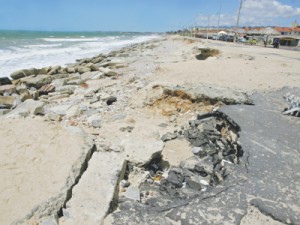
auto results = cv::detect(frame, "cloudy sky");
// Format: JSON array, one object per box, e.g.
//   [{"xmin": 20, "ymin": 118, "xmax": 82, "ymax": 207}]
[
  {"xmin": 0, "ymin": 0, "xmax": 299, "ymax": 32},
  {"xmin": 198, "ymin": 0, "xmax": 300, "ymax": 28}
]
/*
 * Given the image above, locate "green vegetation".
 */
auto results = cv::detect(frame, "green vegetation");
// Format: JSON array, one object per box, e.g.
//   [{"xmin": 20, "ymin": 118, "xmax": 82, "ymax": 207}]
[
  {"xmin": 248, "ymin": 39, "xmax": 257, "ymax": 45},
  {"xmin": 196, "ymin": 48, "xmax": 220, "ymax": 60}
]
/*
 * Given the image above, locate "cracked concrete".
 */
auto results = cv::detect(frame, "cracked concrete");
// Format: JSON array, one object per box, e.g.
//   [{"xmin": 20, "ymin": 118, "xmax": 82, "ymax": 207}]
[
  {"xmin": 0, "ymin": 117, "xmax": 94, "ymax": 225},
  {"xmin": 240, "ymin": 205, "xmax": 285, "ymax": 225},
  {"xmin": 59, "ymin": 152, "xmax": 126, "ymax": 225},
  {"xmin": 104, "ymin": 87, "xmax": 300, "ymax": 225}
]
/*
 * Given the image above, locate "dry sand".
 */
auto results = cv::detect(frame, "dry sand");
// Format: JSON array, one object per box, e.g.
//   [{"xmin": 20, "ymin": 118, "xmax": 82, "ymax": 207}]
[{"xmin": 146, "ymin": 36, "xmax": 300, "ymax": 92}]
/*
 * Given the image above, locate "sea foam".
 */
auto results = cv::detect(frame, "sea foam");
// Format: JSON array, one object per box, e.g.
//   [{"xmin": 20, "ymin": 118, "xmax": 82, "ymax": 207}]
[{"xmin": 0, "ymin": 33, "xmax": 159, "ymax": 78}]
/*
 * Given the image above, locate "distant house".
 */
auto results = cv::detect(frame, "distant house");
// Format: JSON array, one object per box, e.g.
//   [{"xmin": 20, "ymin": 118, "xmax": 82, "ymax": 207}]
[
  {"xmin": 274, "ymin": 27, "xmax": 300, "ymax": 36},
  {"xmin": 275, "ymin": 36, "xmax": 300, "ymax": 47}
]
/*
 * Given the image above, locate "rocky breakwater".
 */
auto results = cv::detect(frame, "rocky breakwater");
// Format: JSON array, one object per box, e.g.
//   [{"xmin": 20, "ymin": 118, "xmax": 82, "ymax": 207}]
[{"xmin": 0, "ymin": 51, "xmax": 126, "ymax": 118}]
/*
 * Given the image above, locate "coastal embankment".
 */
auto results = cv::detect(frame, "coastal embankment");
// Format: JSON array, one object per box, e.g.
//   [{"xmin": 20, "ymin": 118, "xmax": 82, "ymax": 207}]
[{"xmin": 0, "ymin": 36, "xmax": 300, "ymax": 225}]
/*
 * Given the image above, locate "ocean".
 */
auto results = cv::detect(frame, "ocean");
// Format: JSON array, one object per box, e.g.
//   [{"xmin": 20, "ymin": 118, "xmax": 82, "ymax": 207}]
[{"xmin": 0, "ymin": 30, "xmax": 160, "ymax": 78}]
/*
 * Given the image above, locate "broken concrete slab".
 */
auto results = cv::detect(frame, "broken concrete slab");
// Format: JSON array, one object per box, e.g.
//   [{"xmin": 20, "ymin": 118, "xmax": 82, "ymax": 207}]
[
  {"xmin": 121, "ymin": 138, "xmax": 164, "ymax": 166},
  {"xmin": 59, "ymin": 152, "xmax": 126, "ymax": 225},
  {"xmin": 0, "ymin": 118, "xmax": 94, "ymax": 225},
  {"xmin": 5, "ymin": 99, "xmax": 45, "ymax": 118},
  {"xmin": 20, "ymin": 75, "xmax": 53, "ymax": 89},
  {"xmin": 45, "ymin": 104, "xmax": 73, "ymax": 116}
]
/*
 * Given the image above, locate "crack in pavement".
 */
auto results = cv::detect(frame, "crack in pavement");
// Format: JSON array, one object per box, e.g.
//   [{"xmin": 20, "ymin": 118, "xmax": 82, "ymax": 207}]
[{"xmin": 58, "ymin": 144, "xmax": 97, "ymax": 217}]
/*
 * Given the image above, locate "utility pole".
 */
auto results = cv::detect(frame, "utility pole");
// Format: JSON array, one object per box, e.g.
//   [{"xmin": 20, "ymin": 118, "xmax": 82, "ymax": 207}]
[
  {"xmin": 234, "ymin": 0, "xmax": 243, "ymax": 42},
  {"xmin": 217, "ymin": 0, "xmax": 223, "ymax": 32},
  {"xmin": 207, "ymin": 15, "xmax": 211, "ymax": 39}
]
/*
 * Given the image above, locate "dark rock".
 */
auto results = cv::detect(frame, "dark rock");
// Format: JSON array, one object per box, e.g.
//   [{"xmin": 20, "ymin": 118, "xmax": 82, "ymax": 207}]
[
  {"xmin": 186, "ymin": 178, "xmax": 202, "ymax": 191},
  {"xmin": 0, "ymin": 77, "xmax": 12, "ymax": 85},
  {"xmin": 166, "ymin": 170, "xmax": 184, "ymax": 188},
  {"xmin": 193, "ymin": 136, "xmax": 209, "ymax": 147},
  {"xmin": 194, "ymin": 157, "xmax": 214, "ymax": 175},
  {"xmin": 106, "ymin": 96, "xmax": 117, "ymax": 105}
]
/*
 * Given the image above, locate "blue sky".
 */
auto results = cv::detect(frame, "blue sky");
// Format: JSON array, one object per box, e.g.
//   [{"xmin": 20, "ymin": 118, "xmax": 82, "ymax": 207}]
[{"xmin": 0, "ymin": 0, "xmax": 299, "ymax": 32}]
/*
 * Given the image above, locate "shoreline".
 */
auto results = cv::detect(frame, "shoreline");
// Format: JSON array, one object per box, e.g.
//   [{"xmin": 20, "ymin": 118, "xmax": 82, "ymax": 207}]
[
  {"xmin": 0, "ymin": 32, "xmax": 161, "ymax": 79},
  {"xmin": 1, "ymin": 35, "xmax": 300, "ymax": 225}
]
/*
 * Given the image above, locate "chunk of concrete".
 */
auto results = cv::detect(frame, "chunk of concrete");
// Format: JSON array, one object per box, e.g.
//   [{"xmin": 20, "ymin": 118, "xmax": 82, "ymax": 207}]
[
  {"xmin": 20, "ymin": 75, "xmax": 53, "ymax": 89},
  {"xmin": 5, "ymin": 99, "xmax": 45, "ymax": 118},
  {"xmin": 125, "ymin": 187, "xmax": 140, "ymax": 202},
  {"xmin": 0, "ymin": 118, "xmax": 94, "ymax": 225},
  {"xmin": 59, "ymin": 152, "xmax": 126, "ymax": 225}
]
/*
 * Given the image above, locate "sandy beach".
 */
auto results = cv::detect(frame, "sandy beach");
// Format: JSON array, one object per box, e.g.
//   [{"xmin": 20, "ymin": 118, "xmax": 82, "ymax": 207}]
[{"xmin": 0, "ymin": 36, "xmax": 299, "ymax": 225}]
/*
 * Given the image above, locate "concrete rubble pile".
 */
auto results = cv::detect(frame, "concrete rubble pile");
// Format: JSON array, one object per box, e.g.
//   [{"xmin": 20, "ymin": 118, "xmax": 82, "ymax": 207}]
[
  {"xmin": 113, "ymin": 111, "xmax": 243, "ymax": 216},
  {"xmin": 283, "ymin": 93, "xmax": 300, "ymax": 117}
]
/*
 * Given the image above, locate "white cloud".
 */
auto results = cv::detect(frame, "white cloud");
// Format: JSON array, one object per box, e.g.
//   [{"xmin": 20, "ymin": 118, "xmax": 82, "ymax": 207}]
[
  {"xmin": 243, "ymin": 0, "xmax": 300, "ymax": 17},
  {"xmin": 241, "ymin": 0, "xmax": 300, "ymax": 25},
  {"xmin": 196, "ymin": 0, "xmax": 300, "ymax": 27}
]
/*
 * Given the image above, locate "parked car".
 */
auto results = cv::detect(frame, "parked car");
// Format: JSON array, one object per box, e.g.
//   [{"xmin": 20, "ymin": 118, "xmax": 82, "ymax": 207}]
[{"xmin": 238, "ymin": 37, "xmax": 246, "ymax": 43}]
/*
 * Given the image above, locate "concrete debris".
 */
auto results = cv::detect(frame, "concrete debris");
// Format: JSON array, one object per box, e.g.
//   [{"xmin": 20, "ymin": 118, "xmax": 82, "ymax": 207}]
[
  {"xmin": 283, "ymin": 93, "xmax": 300, "ymax": 117},
  {"xmin": 161, "ymin": 132, "xmax": 177, "ymax": 142},
  {"xmin": 111, "ymin": 111, "xmax": 243, "ymax": 219}
]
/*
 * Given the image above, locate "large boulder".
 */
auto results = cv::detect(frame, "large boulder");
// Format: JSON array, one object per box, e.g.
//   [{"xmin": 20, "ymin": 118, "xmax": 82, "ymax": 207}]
[
  {"xmin": 10, "ymin": 69, "xmax": 28, "ymax": 80},
  {"xmin": 9, "ymin": 68, "xmax": 40, "ymax": 80},
  {"xmin": 20, "ymin": 75, "xmax": 53, "ymax": 89}
]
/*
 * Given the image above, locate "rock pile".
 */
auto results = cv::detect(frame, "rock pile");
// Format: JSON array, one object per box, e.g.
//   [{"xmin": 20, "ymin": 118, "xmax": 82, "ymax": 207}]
[
  {"xmin": 0, "ymin": 51, "xmax": 126, "ymax": 117},
  {"xmin": 283, "ymin": 93, "xmax": 300, "ymax": 117},
  {"xmin": 114, "ymin": 111, "xmax": 243, "ymax": 213}
]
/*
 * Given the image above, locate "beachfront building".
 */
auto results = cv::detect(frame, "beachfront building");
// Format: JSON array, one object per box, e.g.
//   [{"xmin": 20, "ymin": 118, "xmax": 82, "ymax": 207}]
[
  {"xmin": 177, "ymin": 25, "xmax": 300, "ymax": 47},
  {"xmin": 273, "ymin": 27, "xmax": 300, "ymax": 46}
]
